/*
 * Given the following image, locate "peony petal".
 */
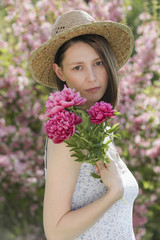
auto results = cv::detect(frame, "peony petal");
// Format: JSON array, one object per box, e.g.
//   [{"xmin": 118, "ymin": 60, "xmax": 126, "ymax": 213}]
[
  {"xmin": 60, "ymin": 100, "xmax": 74, "ymax": 107},
  {"xmin": 74, "ymin": 115, "xmax": 82, "ymax": 125},
  {"xmin": 46, "ymin": 106, "xmax": 64, "ymax": 116}
]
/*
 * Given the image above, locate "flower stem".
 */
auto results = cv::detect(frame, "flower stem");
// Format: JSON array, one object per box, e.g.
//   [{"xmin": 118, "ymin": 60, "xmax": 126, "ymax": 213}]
[{"xmin": 80, "ymin": 136, "xmax": 90, "ymax": 144}]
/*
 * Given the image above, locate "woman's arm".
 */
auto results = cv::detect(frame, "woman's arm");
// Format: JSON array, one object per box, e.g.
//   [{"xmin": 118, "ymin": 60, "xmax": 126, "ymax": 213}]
[{"xmin": 43, "ymin": 139, "xmax": 124, "ymax": 240}]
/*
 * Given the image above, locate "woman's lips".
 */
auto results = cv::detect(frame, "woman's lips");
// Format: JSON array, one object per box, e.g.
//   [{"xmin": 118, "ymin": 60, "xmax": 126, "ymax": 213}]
[{"xmin": 86, "ymin": 87, "xmax": 100, "ymax": 93}]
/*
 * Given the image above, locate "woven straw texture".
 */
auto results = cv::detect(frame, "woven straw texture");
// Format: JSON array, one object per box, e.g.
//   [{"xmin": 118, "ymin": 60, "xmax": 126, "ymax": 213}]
[{"xmin": 28, "ymin": 10, "xmax": 134, "ymax": 88}]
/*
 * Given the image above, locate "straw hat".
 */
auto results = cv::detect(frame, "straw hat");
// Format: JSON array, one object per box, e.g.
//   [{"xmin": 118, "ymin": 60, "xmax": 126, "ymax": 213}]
[{"xmin": 28, "ymin": 10, "xmax": 134, "ymax": 88}]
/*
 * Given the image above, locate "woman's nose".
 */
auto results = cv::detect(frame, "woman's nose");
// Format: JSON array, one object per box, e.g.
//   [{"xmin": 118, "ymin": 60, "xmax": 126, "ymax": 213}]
[{"xmin": 85, "ymin": 67, "xmax": 96, "ymax": 82}]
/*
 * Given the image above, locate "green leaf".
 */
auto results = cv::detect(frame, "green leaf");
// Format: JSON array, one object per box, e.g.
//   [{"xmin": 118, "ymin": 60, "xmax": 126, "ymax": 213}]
[
  {"xmin": 71, "ymin": 154, "xmax": 81, "ymax": 158},
  {"xmin": 114, "ymin": 111, "xmax": 121, "ymax": 116},
  {"xmin": 112, "ymin": 134, "xmax": 121, "ymax": 140},
  {"xmin": 103, "ymin": 157, "xmax": 110, "ymax": 163},
  {"xmin": 104, "ymin": 139, "xmax": 112, "ymax": 145},
  {"xmin": 107, "ymin": 123, "xmax": 120, "ymax": 133},
  {"xmin": 74, "ymin": 158, "xmax": 83, "ymax": 162},
  {"xmin": 92, "ymin": 125, "xmax": 101, "ymax": 135},
  {"xmin": 90, "ymin": 172, "xmax": 101, "ymax": 178},
  {"xmin": 69, "ymin": 147, "xmax": 80, "ymax": 152}
]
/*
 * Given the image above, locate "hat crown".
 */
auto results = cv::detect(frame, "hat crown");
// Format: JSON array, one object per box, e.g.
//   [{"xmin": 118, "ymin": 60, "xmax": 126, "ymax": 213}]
[{"xmin": 51, "ymin": 10, "xmax": 95, "ymax": 37}]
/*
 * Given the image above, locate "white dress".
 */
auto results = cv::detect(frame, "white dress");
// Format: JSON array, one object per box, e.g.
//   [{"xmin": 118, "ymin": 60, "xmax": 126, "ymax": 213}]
[{"xmin": 44, "ymin": 139, "xmax": 139, "ymax": 240}]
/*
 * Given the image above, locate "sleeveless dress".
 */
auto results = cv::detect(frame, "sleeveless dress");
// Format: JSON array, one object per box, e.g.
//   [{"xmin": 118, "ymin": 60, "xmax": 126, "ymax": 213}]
[{"xmin": 44, "ymin": 138, "xmax": 139, "ymax": 240}]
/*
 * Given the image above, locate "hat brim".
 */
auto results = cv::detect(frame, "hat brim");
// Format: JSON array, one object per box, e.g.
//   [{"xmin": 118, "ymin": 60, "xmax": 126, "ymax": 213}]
[{"xmin": 28, "ymin": 21, "xmax": 134, "ymax": 88}]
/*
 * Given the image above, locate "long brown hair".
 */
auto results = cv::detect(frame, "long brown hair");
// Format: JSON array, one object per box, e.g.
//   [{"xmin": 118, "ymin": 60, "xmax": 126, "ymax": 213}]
[{"xmin": 54, "ymin": 34, "xmax": 119, "ymax": 108}]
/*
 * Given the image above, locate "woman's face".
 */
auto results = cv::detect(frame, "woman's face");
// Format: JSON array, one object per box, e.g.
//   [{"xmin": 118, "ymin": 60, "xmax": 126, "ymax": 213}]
[{"xmin": 53, "ymin": 41, "xmax": 108, "ymax": 108}]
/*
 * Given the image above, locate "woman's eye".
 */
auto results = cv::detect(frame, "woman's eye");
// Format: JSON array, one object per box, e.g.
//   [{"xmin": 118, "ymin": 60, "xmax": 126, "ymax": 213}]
[
  {"xmin": 74, "ymin": 66, "xmax": 81, "ymax": 70},
  {"xmin": 95, "ymin": 61, "xmax": 103, "ymax": 66}
]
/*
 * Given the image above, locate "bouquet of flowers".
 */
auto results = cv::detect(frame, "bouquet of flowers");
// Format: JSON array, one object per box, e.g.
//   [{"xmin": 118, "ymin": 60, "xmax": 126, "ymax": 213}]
[{"xmin": 45, "ymin": 85, "xmax": 121, "ymax": 179}]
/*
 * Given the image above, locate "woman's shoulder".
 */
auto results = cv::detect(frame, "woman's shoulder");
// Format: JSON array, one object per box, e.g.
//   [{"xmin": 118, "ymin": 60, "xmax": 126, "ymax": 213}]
[{"xmin": 46, "ymin": 138, "xmax": 82, "ymax": 181}]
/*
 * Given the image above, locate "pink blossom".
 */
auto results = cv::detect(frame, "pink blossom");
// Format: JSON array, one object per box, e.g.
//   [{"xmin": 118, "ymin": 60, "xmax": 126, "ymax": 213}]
[
  {"xmin": 14, "ymin": 160, "xmax": 28, "ymax": 175},
  {"xmin": 46, "ymin": 85, "xmax": 86, "ymax": 117},
  {"xmin": 146, "ymin": 146, "xmax": 160, "ymax": 159},
  {"xmin": 32, "ymin": 102, "xmax": 41, "ymax": 115},
  {"xmin": 1, "ymin": 0, "xmax": 14, "ymax": 6},
  {"xmin": 5, "ymin": 89, "xmax": 17, "ymax": 100},
  {"xmin": 0, "ymin": 39, "xmax": 8, "ymax": 48},
  {"xmin": 39, "ymin": 22, "xmax": 51, "ymax": 39},
  {"xmin": 0, "ymin": 155, "xmax": 10, "ymax": 168},
  {"xmin": 27, "ymin": 177, "xmax": 37, "ymax": 184},
  {"xmin": 2, "ymin": 183, "xmax": 8, "ymax": 190},
  {"xmin": 30, "ymin": 204, "xmax": 38, "ymax": 214},
  {"xmin": 19, "ymin": 127, "xmax": 31, "ymax": 135},
  {"xmin": 88, "ymin": 101, "xmax": 115, "ymax": 124},
  {"xmin": 36, "ymin": 169, "xmax": 44, "ymax": 177},
  {"xmin": 0, "ymin": 196, "xmax": 5, "ymax": 203},
  {"xmin": 139, "ymin": 12, "xmax": 151, "ymax": 21},
  {"xmin": 45, "ymin": 110, "xmax": 82, "ymax": 143},
  {"xmin": 134, "ymin": 135, "xmax": 141, "ymax": 145},
  {"xmin": 0, "ymin": 118, "xmax": 5, "ymax": 126},
  {"xmin": 153, "ymin": 138, "xmax": 160, "ymax": 147},
  {"xmin": 88, "ymin": 0, "xmax": 124, "ymax": 22},
  {"xmin": 0, "ymin": 128, "xmax": 6, "ymax": 137}
]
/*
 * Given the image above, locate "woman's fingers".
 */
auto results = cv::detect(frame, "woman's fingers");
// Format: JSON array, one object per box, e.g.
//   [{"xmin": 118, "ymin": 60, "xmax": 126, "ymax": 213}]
[
  {"xmin": 95, "ymin": 160, "xmax": 118, "ymax": 177},
  {"xmin": 96, "ymin": 160, "xmax": 106, "ymax": 174},
  {"xmin": 97, "ymin": 160, "xmax": 114, "ymax": 170},
  {"xmin": 95, "ymin": 160, "xmax": 124, "ymax": 200},
  {"xmin": 94, "ymin": 165, "xmax": 100, "ymax": 176}
]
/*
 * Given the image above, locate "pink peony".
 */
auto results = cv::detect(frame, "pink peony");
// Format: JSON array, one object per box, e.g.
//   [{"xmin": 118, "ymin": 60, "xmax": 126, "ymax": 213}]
[
  {"xmin": 88, "ymin": 101, "xmax": 115, "ymax": 124},
  {"xmin": 46, "ymin": 85, "xmax": 86, "ymax": 117},
  {"xmin": 45, "ymin": 110, "xmax": 82, "ymax": 143}
]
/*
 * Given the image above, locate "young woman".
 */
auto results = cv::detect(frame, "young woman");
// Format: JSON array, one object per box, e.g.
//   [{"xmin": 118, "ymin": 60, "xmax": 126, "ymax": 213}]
[{"xmin": 29, "ymin": 10, "xmax": 139, "ymax": 240}]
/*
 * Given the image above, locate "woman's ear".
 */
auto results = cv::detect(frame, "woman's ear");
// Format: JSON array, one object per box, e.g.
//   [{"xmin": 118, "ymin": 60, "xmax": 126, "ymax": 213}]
[{"xmin": 53, "ymin": 63, "xmax": 65, "ymax": 81}]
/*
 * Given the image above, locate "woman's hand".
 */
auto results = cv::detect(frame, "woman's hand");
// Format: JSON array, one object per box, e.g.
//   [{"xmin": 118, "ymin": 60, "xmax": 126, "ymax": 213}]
[{"xmin": 95, "ymin": 160, "xmax": 124, "ymax": 201}]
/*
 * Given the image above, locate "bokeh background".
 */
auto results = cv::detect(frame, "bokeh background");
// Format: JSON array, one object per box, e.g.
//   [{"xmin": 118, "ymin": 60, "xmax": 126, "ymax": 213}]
[{"xmin": 0, "ymin": 0, "xmax": 160, "ymax": 239}]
